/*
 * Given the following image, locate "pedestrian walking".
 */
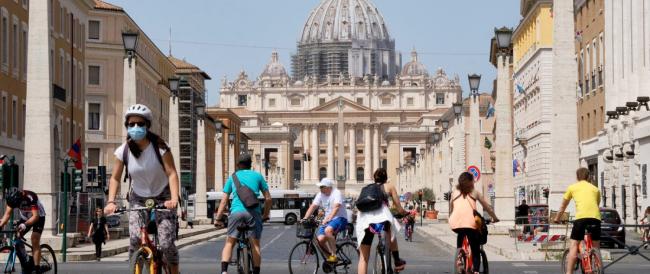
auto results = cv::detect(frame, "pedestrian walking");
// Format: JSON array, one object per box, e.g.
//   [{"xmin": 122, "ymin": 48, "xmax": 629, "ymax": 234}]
[{"xmin": 87, "ymin": 207, "xmax": 110, "ymax": 261}]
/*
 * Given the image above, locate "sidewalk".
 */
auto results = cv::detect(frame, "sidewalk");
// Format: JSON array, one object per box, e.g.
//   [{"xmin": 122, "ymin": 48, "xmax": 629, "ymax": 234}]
[
  {"xmin": 417, "ymin": 221, "xmax": 612, "ymax": 262},
  {"xmin": 60, "ymin": 225, "xmax": 225, "ymax": 261}
]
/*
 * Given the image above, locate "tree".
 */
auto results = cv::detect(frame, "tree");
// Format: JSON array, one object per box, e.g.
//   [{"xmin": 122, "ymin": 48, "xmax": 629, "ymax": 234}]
[{"xmin": 417, "ymin": 187, "xmax": 435, "ymax": 202}]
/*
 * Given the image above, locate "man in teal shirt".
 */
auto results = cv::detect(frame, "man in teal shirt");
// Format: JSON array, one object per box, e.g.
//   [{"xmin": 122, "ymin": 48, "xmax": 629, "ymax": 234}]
[{"xmin": 215, "ymin": 154, "xmax": 271, "ymax": 274}]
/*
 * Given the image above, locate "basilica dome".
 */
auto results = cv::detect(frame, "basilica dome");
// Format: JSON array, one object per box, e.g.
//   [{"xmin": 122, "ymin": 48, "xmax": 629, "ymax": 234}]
[
  {"xmin": 300, "ymin": 0, "xmax": 391, "ymax": 43},
  {"xmin": 260, "ymin": 51, "xmax": 288, "ymax": 78},
  {"xmin": 402, "ymin": 49, "xmax": 428, "ymax": 76}
]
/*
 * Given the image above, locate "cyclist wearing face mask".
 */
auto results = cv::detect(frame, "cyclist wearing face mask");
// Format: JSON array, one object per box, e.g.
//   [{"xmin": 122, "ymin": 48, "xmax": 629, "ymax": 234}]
[{"xmin": 104, "ymin": 104, "xmax": 181, "ymax": 274}]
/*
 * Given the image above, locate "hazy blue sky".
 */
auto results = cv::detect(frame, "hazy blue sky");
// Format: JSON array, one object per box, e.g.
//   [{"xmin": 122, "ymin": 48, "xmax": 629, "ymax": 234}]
[{"xmin": 109, "ymin": 0, "xmax": 521, "ymax": 106}]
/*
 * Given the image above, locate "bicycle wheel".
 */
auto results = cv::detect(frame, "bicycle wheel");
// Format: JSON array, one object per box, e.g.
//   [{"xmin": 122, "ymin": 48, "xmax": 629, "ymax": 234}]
[
  {"xmin": 0, "ymin": 246, "xmax": 16, "ymax": 273},
  {"xmin": 588, "ymin": 249, "xmax": 603, "ymax": 274},
  {"xmin": 478, "ymin": 249, "xmax": 489, "ymax": 274},
  {"xmin": 561, "ymin": 249, "xmax": 580, "ymax": 274},
  {"xmin": 288, "ymin": 241, "xmax": 319, "ymax": 274},
  {"xmin": 336, "ymin": 242, "xmax": 359, "ymax": 273},
  {"xmin": 236, "ymin": 245, "xmax": 251, "ymax": 274},
  {"xmin": 373, "ymin": 234, "xmax": 391, "ymax": 274},
  {"xmin": 39, "ymin": 244, "xmax": 57, "ymax": 274},
  {"xmin": 453, "ymin": 248, "xmax": 468, "ymax": 274},
  {"xmin": 129, "ymin": 247, "xmax": 154, "ymax": 274}
]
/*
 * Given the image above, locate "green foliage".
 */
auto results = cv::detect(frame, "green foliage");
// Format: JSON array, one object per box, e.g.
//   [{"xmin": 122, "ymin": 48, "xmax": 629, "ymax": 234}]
[{"xmin": 417, "ymin": 187, "xmax": 436, "ymax": 202}]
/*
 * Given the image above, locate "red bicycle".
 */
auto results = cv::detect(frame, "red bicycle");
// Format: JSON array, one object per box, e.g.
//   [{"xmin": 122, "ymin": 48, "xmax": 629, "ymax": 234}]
[
  {"xmin": 452, "ymin": 233, "xmax": 489, "ymax": 274},
  {"xmin": 561, "ymin": 225, "xmax": 603, "ymax": 274},
  {"xmin": 403, "ymin": 217, "xmax": 414, "ymax": 242},
  {"xmin": 115, "ymin": 199, "xmax": 172, "ymax": 274}
]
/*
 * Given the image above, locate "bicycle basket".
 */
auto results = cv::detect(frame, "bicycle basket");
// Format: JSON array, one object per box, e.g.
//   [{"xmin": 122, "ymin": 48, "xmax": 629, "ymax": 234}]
[{"xmin": 296, "ymin": 221, "xmax": 317, "ymax": 239}]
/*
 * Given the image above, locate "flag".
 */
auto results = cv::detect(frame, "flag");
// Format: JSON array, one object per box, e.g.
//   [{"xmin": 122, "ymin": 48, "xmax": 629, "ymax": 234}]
[
  {"xmin": 486, "ymin": 102, "xmax": 495, "ymax": 118},
  {"xmin": 513, "ymin": 159, "xmax": 519, "ymax": 177},
  {"xmin": 68, "ymin": 138, "xmax": 82, "ymax": 170},
  {"xmin": 575, "ymin": 30, "xmax": 583, "ymax": 43},
  {"xmin": 516, "ymin": 84, "xmax": 525, "ymax": 94}
]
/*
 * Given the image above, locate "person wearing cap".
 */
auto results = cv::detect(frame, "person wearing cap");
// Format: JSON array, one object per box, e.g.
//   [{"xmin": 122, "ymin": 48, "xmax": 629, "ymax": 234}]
[
  {"xmin": 104, "ymin": 104, "xmax": 181, "ymax": 274},
  {"xmin": 301, "ymin": 178, "xmax": 349, "ymax": 263},
  {"xmin": 215, "ymin": 154, "xmax": 272, "ymax": 274}
]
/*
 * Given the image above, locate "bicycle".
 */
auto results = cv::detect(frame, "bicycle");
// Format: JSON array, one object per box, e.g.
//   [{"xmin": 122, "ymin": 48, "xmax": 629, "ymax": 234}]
[
  {"xmin": 336, "ymin": 223, "xmax": 356, "ymax": 243},
  {"xmin": 403, "ymin": 217, "xmax": 414, "ymax": 242},
  {"xmin": 561, "ymin": 224, "xmax": 603, "ymax": 274},
  {"xmin": 114, "ymin": 199, "xmax": 172, "ymax": 274},
  {"xmin": 452, "ymin": 221, "xmax": 490, "ymax": 274},
  {"xmin": 0, "ymin": 224, "xmax": 57, "ymax": 274},
  {"xmin": 288, "ymin": 218, "xmax": 358, "ymax": 274},
  {"xmin": 366, "ymin": 212, "xmax": 410, "ymax": 274}
]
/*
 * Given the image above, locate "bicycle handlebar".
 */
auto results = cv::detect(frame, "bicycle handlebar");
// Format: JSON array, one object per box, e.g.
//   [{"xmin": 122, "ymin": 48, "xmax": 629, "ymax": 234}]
[{"xmin": 113, "ymin": 205, "xmax": 169, "ymax": 214}]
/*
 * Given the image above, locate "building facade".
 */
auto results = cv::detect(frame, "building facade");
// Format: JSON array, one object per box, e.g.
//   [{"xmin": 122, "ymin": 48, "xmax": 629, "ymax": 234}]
[
  {"xmin": 512, "ymin": 0, "xmax": 581, "ymax": 206},
  {"xmin": 0, "ymin": 0, "xmax": 28, "ymax": 181},
  {"xmin": 84, "ymin": 0, "xmax": 176, "ymax": 194},
  {"xmin": 575, "ymin": 0, "xmax": 606, "ymax": 186},
  {"xmin": 23, "ymin": 0, "xmax": 95, "ymax": 235},
  {"xmin": 219, "ymin": 0, "xmax": 461, "ymax": 194}
]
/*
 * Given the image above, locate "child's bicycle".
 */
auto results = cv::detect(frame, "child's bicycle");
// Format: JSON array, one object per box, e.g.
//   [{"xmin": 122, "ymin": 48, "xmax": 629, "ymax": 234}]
[
  {"xmin": 114, "ymin": 199, "xmax": 172, "ymax": 274},
  {"xmin": 402, "ymin": 217, "xmax": 414, "ymax": 242},
  {"xmin": 561, "ymin": 224, "xmax": 603, "ymax": 274},
  {"xmin": 452, "ymin": 221, "xmax": 490, "ymax": 274},
  {"xmin": 641, "ymin": 220, "xmax": 649, "ymax": 249},
  {"xmin": 0, "ymin": 223, "xmax": 57, "ymax": 273}
]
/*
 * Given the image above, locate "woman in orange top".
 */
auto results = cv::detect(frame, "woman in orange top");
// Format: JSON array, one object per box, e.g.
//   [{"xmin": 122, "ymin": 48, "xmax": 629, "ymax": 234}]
[{"xmin": 448, "ymin": 172, "xmax": 499, "ymax": 274}]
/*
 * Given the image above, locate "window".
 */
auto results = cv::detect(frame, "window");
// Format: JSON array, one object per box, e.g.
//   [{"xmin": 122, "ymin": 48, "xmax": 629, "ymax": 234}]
[
  {"xmin": 290, "ymin": 98, "xmax": 300, "ymax": 106},
  {"xmin": 356, "ymin": 98, "xmax": 363, "ymax": 105},
  {"xmin": 11, "ymin": 98, "xmax": 16, "ymax": 136},
  {"xmin": 88, "ymin": 20, "xmax": 100, "ymax": 40},
  {"xmin": 59, "ymin": 53, "xmax": 64, "ymax": 87},
  {"xmin": 12, "ymin": 20, "xmax": 18, "ymax": 75},
  {"xmin": 1, "ymin": 10, "xmax": 8, "ymax": 70},
  {"xmin": 22, "ymin": 103, "xmax": 24, "ymax": 139},
  {"xmin": 269, "ymin": 98, "xmax": 276, "ymax": 107},
  {"xmin": 319, "ymin": 130, "xmax": 326, "ymax": 143},
  {"xmin": 406, "ymin": 97, "xmax": 414, "ymax": 106},
  {"xmin": 319, "ymin": 98, "xmax": 326, "ymax": 106},
  {"xmin": 21, "ymin": 24, "xmax": 26, "ymax": 78},
  {"xmin": 381, "ymin": 96, "xmax": 391, "ymax": 105},
  {"xmin": 88, "ymin": 103, "xmax": 100, "ymax": 130},
  {"xmin": 237, "ymin": 95, "xmax": 247, "ymax": 106},
  {"xmin": 88, "ymin": 65, "xmax": 100, "ymax": 85},
  {"xmin": 88, "ymin": 148, "xmax": 100, "ymax": 167},
  {"xmin": 1, "ymin": 96, "xmax": 6, "ymax": 133},
  {"xmin": 436, "ymin": 93, "xmax": 445, "ymax": 104}
]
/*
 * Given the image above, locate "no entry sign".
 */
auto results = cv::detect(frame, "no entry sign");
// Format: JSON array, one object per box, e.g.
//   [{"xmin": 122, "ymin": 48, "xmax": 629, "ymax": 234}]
[{"xmin": 467, "ymin": 165, "xmax": 481, "ymax": 181}]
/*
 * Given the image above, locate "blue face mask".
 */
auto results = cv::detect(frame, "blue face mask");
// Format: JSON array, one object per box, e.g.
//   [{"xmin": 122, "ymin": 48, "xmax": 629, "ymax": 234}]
[{"xmin": 127, "ymin": 125, "xmax": 147, "ymax": 141}]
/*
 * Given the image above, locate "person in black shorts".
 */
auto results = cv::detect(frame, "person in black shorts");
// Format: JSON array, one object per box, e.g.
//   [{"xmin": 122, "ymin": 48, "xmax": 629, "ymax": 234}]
[{"xmin": 0, "ymin": 188, "xmax": 47, "ymax": 274}]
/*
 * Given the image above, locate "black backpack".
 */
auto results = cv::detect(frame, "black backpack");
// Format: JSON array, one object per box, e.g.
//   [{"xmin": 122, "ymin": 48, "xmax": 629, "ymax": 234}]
[{"xmin": 355, "ymin": 183, "xmax": 387, "ymax": 212}]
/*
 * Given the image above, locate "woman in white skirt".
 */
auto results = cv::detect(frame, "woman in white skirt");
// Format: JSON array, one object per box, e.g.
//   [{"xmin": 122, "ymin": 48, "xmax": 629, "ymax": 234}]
[{"xmin": 356, "ymin": 168, "xmax": 409, "ymax": 273}]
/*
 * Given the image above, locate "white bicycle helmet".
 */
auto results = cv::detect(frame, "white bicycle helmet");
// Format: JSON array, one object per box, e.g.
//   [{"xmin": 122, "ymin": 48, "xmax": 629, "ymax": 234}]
[{"xmin": 124, "ymin": 104, "xmax": 153, "ymax": 122}]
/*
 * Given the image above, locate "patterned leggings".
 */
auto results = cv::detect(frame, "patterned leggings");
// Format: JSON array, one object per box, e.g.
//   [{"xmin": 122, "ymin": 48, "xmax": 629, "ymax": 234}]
[{"xmin": 128, "ymin": 197, "xmax": 179, "ymax": 265}]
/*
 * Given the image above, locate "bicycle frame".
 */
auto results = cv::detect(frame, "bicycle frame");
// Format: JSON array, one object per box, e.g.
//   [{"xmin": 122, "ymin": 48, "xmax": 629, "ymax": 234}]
[
  {"xmin": 127, "ymin": 206, "xmax": 167, "ymax": 274},
  {"xmin": 579, "ymin": 233, "xmax": 595, "ymax": 273},
  {"xmin": 461, "ymin": 236, "xmax": 473, "ymax": 272},
  {"xmin": 1, "ymin": 231, "xmax": 37, "ymax": 273},
  {"xmin": 302, "ymin": 221, "xmax": 353, "ymax": 270}
]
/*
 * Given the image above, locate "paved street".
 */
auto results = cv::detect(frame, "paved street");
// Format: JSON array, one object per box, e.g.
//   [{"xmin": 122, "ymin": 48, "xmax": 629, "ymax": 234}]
[{"xmin": 56, "ymin": 223, "xmax": 650, "ymax": 274}]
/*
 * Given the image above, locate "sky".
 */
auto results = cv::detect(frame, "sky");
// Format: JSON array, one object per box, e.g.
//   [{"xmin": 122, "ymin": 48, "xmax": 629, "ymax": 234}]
[{"xmin": 109, "ymin": 0, "xmax": 522, "ymax": 106}]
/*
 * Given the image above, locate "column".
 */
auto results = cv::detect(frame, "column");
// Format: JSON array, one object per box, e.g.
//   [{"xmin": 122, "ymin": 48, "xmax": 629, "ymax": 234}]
[
  {"xmin": 372, "ymin": 125, "xmax": 380, "ymax": 171},
  {"xmin": 310, "ymin": 125, "xmax": 319, "ymax": 182},
  {"xmin": 168, "ymin": 97, "xmax": 181, "ymax": 178},
  {"xmin": 24, "ymin": 0, "xmax": 55, "ymax": 234},
  {"xmin": 327, "ymin": 124, "xmax": 335, "ymax": 179},
  {"xmin": 348, "ymin": 125, "xmax": 357, "ymax": 182},
  {"xmin": 494, "ymin": 54, "xmax": 515, "ymax": 222},
  {"xmin": 549, "ymin": 0, "xmax": 580, "ymax": 207},
  {"xmin": 364, "ymin": 125, "xmax": 372, "ymax": 183},
  {"xmin": 468, "ymin": 95, "xmax": 481, "ymax": 174},
  {"xmin": 214, "ymin": 133, "xmax": 224, "ymax": 191},
  {"xmin": 195, "ymin": 120, "xmax": 208, "ymax": 220},
  {"xmin": 302, "ymin": 125, "xmax": 311, "ymax": 182}
]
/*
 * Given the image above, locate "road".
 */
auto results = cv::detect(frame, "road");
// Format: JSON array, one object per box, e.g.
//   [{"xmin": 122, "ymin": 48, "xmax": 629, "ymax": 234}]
[{"xmin": 57, "ymin": 223, "xmax": 650, "ymax": 273}]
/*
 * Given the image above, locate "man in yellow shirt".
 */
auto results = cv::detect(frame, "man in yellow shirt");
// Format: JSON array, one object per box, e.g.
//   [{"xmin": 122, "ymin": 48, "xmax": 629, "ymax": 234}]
[{"xmin": 553, "ymin": 167, "xmax": 601, "ymax": 274}]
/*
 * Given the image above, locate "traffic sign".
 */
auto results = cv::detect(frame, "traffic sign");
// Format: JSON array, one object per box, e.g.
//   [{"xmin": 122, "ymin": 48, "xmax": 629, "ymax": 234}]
[{"xmin": 467, "ymin": 165, "xmax": 481, "ymax": 181}]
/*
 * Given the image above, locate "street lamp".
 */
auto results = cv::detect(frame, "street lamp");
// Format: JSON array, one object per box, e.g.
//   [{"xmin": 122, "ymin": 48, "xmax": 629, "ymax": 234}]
[
  {"xmin": 606, "ymin": 111, "xmax": 619, "ymax": 122},
  {"xmin": 468, "ymin": 74, "xmax": 481, "ymax": 98},
  {"xmin": 168, "ymin": 76, "xmax": 180, "ymax": 98},
  {"xmin": 637, "ymin": 96, "xmax": 649, "ymax": 111},
  {"xmin": 121, "ymin": 31, "xmax": 139, "ymax": 67},
  {"xmin": 616, "ymin": 106, "xmax": 629, "ymax": 116},
  {"xmin": 196, "ymin": 101, "xmax": 206, "ymax": 118},
  {"xmin": 453, "ymin": 103, "xmax": 463, "ymax": 118},
  {"xmin": 432, "ymin": 132, "xmax": 441, "ymax": 143},
  {"xmin": 228, "ymin": 133, "xmax": 236, "ymax": 143},
  {"xmin": 215, "ymin": 121, "xmax": 223, "ymax": 133},
  {"xmin": 495, "ymin": 26, "xmax": 513, "ymax": 52},
  {"xmin": 441, "ymin": 120, "xmax": 450, "ymax": 131}
]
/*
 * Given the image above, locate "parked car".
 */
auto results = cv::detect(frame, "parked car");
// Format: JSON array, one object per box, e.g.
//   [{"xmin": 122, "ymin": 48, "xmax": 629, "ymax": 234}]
[{"xmin": 600, "ymin": 207, "xmax": 625, "ymax": 248}]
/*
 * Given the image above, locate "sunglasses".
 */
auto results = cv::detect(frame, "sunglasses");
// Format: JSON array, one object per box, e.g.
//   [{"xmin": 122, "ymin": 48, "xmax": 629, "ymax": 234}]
[{"xmin": 127, "ymin": 122, "xmax": 146, "ymax": 128}]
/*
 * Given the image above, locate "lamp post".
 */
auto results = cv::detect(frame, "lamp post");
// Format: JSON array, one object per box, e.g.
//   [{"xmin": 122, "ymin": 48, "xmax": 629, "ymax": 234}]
[
  {"xmin": 468, "ymin": 74, "xmax": 481, "ymax": 99},
  {"xmin": 467, "ymin": 74, "xmax": 482, "ymax": 173},
  {"xmin": 169, "ymin": 76, "xmax": 180, "ymax": 99},
  {"xmin": 122, "ymin": 31, "xmax": 139, "ymax": 68}
]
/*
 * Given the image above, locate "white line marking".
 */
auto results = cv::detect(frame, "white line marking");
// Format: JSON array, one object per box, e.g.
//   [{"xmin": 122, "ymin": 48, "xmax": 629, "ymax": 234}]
[
  {"xmin": 512, "ymin": 262, "xmax": 528, "ymax": 267},
  {"xmin": 523, "ymin": 271, "xmax": 538, "ymax": 274},
  {"xmin": 261, "ymin": 229, "xmax": 286, "ymax": 251}
]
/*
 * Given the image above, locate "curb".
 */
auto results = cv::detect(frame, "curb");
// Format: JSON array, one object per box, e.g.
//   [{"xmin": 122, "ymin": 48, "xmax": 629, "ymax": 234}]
[{"xmin": 61, "ymin": 228, "xmax": 226, "ymax": 262}]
